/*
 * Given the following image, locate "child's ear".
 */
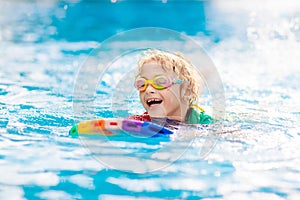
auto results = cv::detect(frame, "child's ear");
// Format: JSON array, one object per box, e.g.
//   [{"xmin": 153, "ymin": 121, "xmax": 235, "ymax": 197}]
[{"xmin": 180, "ymin": 82, "xmax": 192, "ymax": 102}]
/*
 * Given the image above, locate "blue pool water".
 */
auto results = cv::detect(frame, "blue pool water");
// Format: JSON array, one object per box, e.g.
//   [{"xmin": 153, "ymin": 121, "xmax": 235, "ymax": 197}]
[{"xmin": 1, "ymin": 0, "xmax": 300, "ymax": 199}]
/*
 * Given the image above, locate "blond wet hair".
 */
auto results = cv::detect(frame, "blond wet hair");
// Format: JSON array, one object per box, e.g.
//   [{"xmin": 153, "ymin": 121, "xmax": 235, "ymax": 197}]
[{"xmin": 137, "ymin": 49, "xmax": 202, "ymax": 105}]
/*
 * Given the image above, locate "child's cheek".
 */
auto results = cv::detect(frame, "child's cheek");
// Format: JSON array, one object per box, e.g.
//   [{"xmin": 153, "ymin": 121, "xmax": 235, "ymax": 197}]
[
  {"xmin": 139, "ymin": 93, "xmax": 146, "ymax": 108},
  {"xmin": 166, "ymin": 88, "xmax": 181, "ymax": 103}
]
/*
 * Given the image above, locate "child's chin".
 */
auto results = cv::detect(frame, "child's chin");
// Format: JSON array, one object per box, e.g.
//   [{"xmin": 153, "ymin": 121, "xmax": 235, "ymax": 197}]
[{"xmin": 148, "ymin": 108, "xmax": 166, "ymax": 118}]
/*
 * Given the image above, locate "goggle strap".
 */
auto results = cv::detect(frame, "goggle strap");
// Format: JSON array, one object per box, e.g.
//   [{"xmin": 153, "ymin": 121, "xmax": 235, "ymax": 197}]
[{"xmin": 171, "ymin": 78, "xmax": 183, "ymax": 84}]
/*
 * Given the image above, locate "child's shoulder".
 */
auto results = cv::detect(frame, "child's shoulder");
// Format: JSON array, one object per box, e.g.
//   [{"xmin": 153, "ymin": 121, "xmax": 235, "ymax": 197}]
[{"xmin": 187, "ymin": 105, "xmax": 214, "ymax": 124}]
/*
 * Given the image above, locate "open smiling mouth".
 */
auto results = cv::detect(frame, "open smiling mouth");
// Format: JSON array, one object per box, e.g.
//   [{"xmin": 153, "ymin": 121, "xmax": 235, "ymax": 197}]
[{"xmin": 146, "ymin": 98, "xmax": 163, "ymax": 107}]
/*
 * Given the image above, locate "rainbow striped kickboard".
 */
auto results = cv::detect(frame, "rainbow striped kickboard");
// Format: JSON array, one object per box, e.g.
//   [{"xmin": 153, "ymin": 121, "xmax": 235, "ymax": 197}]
[{"xmin": 69, "ymin": 118, "xmax": 174, "ymax": 137}]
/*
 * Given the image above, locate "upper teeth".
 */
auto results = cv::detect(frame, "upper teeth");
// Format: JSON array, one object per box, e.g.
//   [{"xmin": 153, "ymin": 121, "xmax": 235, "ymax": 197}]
[{"xmin": 147, "ymin": 99, "xmax": 160, "ymax": 103}]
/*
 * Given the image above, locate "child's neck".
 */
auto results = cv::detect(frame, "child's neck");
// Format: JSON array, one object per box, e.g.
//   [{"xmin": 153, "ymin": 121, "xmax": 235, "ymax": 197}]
[{"xmin": 151, "ymin": 111, "xmax": 188, "ymax": 123}]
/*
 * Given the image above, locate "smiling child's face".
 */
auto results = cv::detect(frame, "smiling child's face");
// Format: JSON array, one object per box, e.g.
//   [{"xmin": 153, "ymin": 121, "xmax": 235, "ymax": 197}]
[{"xmin": 138, "ymin": 61, "xmax": 189, "ymax": 121}]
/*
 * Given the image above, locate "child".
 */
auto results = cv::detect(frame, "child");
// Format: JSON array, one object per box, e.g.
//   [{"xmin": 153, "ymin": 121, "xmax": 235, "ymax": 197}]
[{"xmin": 128, "ymin": 49, "xmax": 213, "ymax": 125}]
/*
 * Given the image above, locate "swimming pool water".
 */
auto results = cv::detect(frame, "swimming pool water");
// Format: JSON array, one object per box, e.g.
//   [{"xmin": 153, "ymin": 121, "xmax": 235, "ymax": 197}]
[{"xmin": 1, "ymin": 0, "xmax": 300, "ymax": 199}]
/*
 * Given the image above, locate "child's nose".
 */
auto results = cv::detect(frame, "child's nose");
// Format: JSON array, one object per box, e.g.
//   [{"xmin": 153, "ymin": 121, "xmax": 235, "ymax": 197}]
[{"xmin": 145, "ymin": 84, "xmax": 156, "ymax": 93}]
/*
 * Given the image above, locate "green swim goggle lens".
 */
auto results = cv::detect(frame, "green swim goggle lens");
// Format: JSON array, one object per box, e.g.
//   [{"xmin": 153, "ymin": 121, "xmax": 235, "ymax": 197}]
[{"xmin": 134, "ymin": 75, "xmax": 183, "ymax": 92}]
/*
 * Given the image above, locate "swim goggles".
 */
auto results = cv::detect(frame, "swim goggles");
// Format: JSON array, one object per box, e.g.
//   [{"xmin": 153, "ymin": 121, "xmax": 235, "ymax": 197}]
[{"xmin": 134, "ymin": 75, "xmax": 183, "ymax": 92}]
